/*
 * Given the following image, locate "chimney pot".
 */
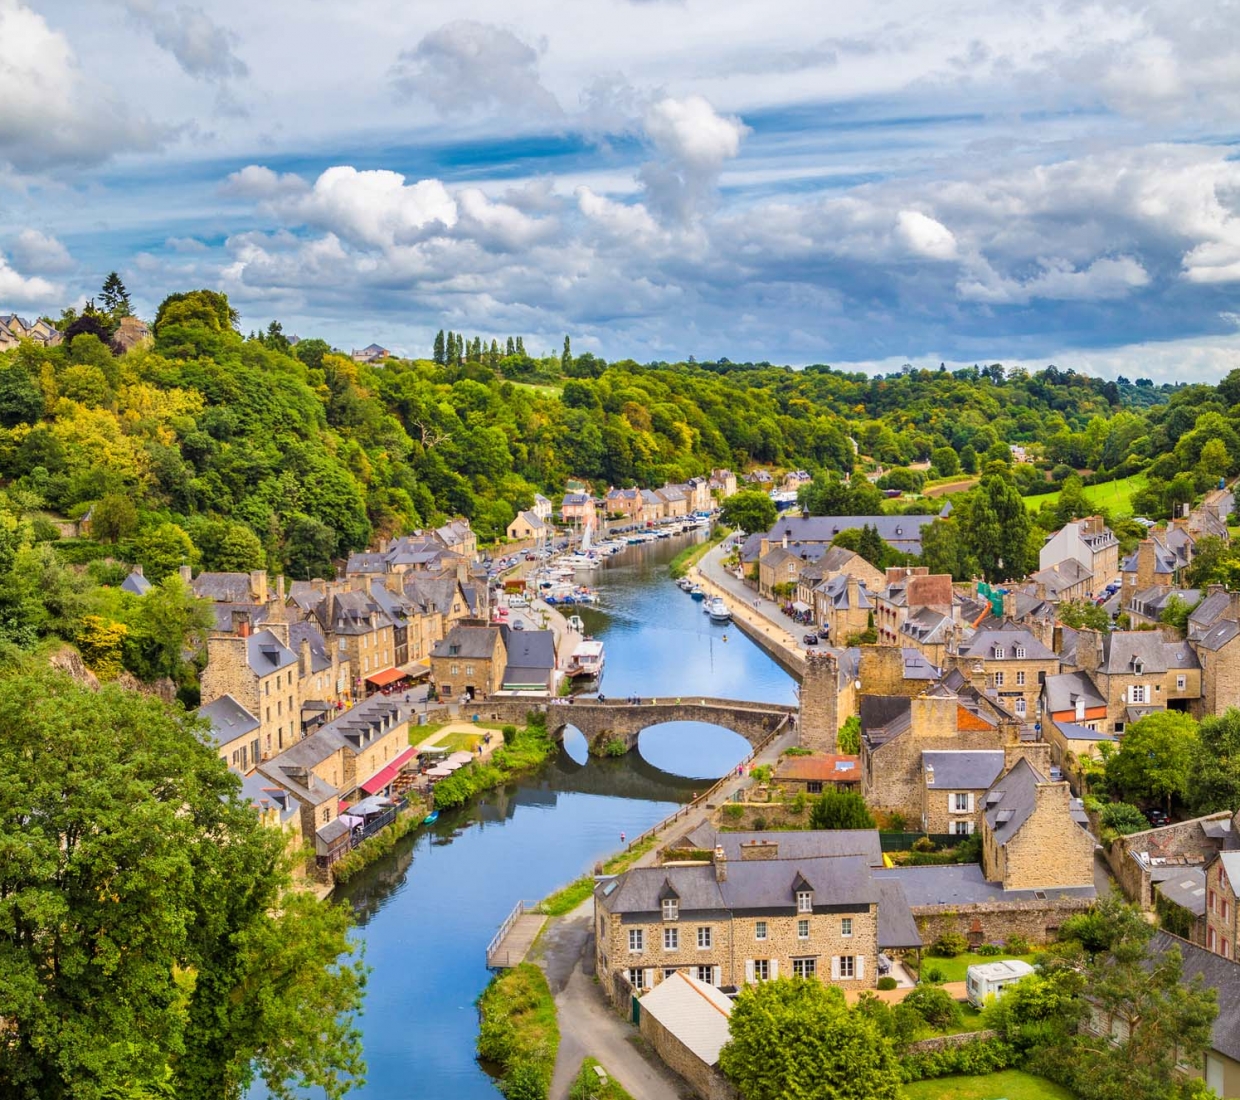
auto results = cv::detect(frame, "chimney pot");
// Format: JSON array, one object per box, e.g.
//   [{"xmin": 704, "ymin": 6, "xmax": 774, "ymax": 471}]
[{"xmin": 713, "ymin": 845, "xmax": 727, "ymax": 881}]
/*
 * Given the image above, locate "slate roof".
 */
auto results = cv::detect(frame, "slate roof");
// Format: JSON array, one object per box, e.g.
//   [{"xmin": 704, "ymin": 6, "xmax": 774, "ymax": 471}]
[
  {"xmin": 1148, "ymin": 931, "xmax": 1240, "ymax": 1061},
  {"xmin": 900, "ymin": 607, "xmax": 956, "ymax": 644},
  {"xmin": 874, "ymin": 863, "xmax": 1096, "ymax": 906},
  {"xmin": 403, "ymin": 575, "xmax": 463, "ymax": 617},
  {"xmin": 1188, "ymin": 591, "xmax": 1233, "ymax": 638},
  {"xmin": 815, "ymin": 573, "xmax": 872, "ymax": 610},
  {"xmin": 1196, "ymin": 618, "xmax": 1240, "ymax": 652},
  {"xmin": 875, "ymin": 878, "xmax": 923, "ymax": 948},
  {"xmin": 247, "ymin": 629, "xmax": 297, "ymax": 677},
  {"xmin": 956, "ymin": 628, "xmax": 1056, "ymax": 661},
  {"xmin": 1053, "ymin": 720, "xmax": 1116, "ymax": 742},
  {"xmin": 432, "ymin": 624, "xmax": 501, "ymax": 660},
  {"xmin": 860, "ymin": 695, "xmax": 913, "ymax": 747},
  {"xmin": 713, "ymin": 829, "xmax": 884, "ymax": 866},
  {"xmin": 237, "ymin": 769, "xmax": 300, "ymax": 826},
  {"xmin": 368, "ymin": 582, "xmax": 414, "ymax": 628},
  {"xmin": 1043, "ymin": 671, "xmax": 1106, "ymax": 712},
  {"xmin": 324, "ymin": 589, "xmax": 394, "ymax": 635},
  {"xmin": 922, "ymin": 750, "xmax": 1007, "ymax": 791},
  {"xmin": 289, "ymin": 620, "xmax": 332, "ymax": 674},
  {"xmin": 598, "ymin": 854, "xmax": 881, "ymax": 916},
  {"xmin": 1153, "ymin": 868, "xmax": 1208, "ymax": 916},
  {"xmin": 636, "ymin": 973, "xmax": 732, "ymax": 1065},
  {"xmin": 198, "ymin": 694, "xmax": 260, "ymax": 748},
  {"xmin": 1095, "ymin": 632, "xmax": 1198, "ymax": 673},
  {"xmin": 982, "ymin": 757, "xmax": 1046, "ymax": 846},
  {"xmin": 760, "ymin": 514, "xmax": 939, "ymax": 554},
  {"xmin": 121, "ymin": 570, "xmax": 151, "ymax": 596},
  {"xmin": 512, "ymin": 509, "xmax": 546, "ymax": 530},
  {"xmin": 1030, "ymin": 558, "xmax": 1094, "ymax": 594},
  {"xmin": 345, "ymin": 551, "xmax": 389, "ymax": 574},
  {"xmin": 192, "ymin": 571, "xmax": 258, "ymax": 602}
]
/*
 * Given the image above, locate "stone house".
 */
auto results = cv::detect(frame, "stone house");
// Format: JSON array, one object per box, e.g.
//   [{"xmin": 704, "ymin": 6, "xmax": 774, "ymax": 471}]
[
  {"xmin": 1106, "ymin": 811, "xmax": 1237, "ymax": 911},
  {"xmin": 639, "ymin": 489, "xmax": 665, "ymax": 523},
  {"xmin": 201, "ymin": 624, "xmax": 301, "ymax": 764},
  {"xmin": 532, "ymin": 493, "xmax": 553, "ymax": 521},
  {"xmin": 605, "ymin": 487, "xmax": 642, "ymax": 520},
  {"xmin": 350, "ymin": 343, "xmax": 390, "ymax": 363},
  {"xmin": 1206, "ymin": 850, "xmax": 1240, "ymax": 960},
  {"xmin": 812, "ymin": 574, "xmax": 873, "ymax": 645},
  {"xmin": 289, "ymin": 621, "xmax": 350, "ymax": 730},
  {"xmin": 507, "ymin": 510, "xmax": 548, "ymax": 543},
  {"xmin": 320, "ymin": 582, "xmax": 397, "ymax": 694},
  {"xmin": 1121, "ymin": 529, "xmax": 1194, "ymax": 592},
  {"xmin": 708, "ymin": 468, "xmax": 737, "ymax": 498},
  {"xmin": 190, "ymin": 568, "xmax": 286, "ymax": 634},
  {"xmin": 657, "ymin": 485, "xmax": 690, "ymax": 518},
  {"xmin": 1074, "ymin": 628, "xmax": 1202, "ymax": 734},
  {"xmin": 1038, "ymin": 515, "xmax": 1119, "ymax": 580},
  {"xmin": 758, "ymin": 544, "xmax": 810, "ymax": 599},
  {"xmin": 682, "ymin": 477, "xmax": 712, "ymax": 513},
  {"xmin": 1027, "ymin": 558, "xmax": 1095, "ymax": 603},
  {"xmin": 949, "ymin": 627, "xmax": 1060, "ymax": 724},
  {"xmin": 772, "ymin": 753, "xmax": 861, "ymax": 794},
  {"xmin": 744, "ymin": 469, "xmax": 772, "ymax": 485},
  {"xmin": 0, "ymin": 313, "xmax": 62, "ymax": 347},
  {"xmin": 920, "ymin": 749, "xmax": 1007, "ymax": 835},
  {"xmin": 980, "ymin": 758, "xmax": 1095, "ymax": 891},
  {"xmin": 739, "ymin": 513, "xmax": 943, "ymax": 566},
  {"xmin": 636, "ymin": 972, "xmax": 735, "ymax": 1100},
  {"xmin": 1192, "ymin": 616, "xmax": 1240, "ymax": 717},
  {"xmin": 860, "ymin": 682, "xmax": 1018, "ymax": 820},
  {"xmin": 498, "ymin": 627, "xmax": 558, "ymax": 694},
  {"xmin": 594, "ymin": 837, "xmax": 918, "ymax": 1003},
  {"xmin": 1125, "ymin": 586, "xmax": 1202, "ymax": 630},
  {"xmin": 781, "ymin": 470, "xmax": 813, "ymax": 493},
  {"xmin": 795, "ymin": 546, "xmax": 885, "ymax": 613},
  {"xmin": 199, "ymin": 693, "xmax": 262, "ymax": 774},
  {"xmin": 874, "ymin": 569, "xmax": 954, "ymax": 647},
  {"xmin": 1044, "ymin": 718, "xmax": 1117, "ymax": 769},
  {"xmin": 367, "ymin": 583, "xmax": 419, "ymax": 672},
  {"xmin": 430, "ymin": 624, "xmax": 506, "ymax": 700}
]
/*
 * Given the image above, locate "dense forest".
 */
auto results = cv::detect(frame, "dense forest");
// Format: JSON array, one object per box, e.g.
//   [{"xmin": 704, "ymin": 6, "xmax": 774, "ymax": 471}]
[{"xmin": 4, "ymin": 283, "xmax": 1240, "ymax": 695}]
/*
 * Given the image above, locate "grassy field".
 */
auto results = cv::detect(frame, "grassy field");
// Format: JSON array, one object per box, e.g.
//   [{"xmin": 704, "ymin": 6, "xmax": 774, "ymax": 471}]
[
  {"xmin": 902, "ymin": 1069, "xmax": 1075, "ymax": 1099},
  {"xmin": 914, "ymin": 952, "xmax": 1037, "ymax": 983},
  {"xmin": 571, "ymin": 1058, "xmax": 635, "ymax": 1100},
  {"xmin": 431, "ymin": 730, "xmax": 485, "ymax": 752},
  {"xmin": 1022, "ymin": 472, "xmax": 1148, "ymax": 516}
]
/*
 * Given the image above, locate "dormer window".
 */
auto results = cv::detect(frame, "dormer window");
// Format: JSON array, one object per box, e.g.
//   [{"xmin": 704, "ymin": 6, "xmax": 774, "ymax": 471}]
[
  {"xmin": 993, "ymin": 646, "xmax": 1005, "ymax": 659},
  {"xmin": 797, "ymin": 890, "xmax": 812, "ymax": 913},
  {"xmin": 662, "ymin": 899, "xmax": 679, "ymax": 921},
  {"xmin": 1014, "ymin": 646, "xmax": 1026, "ymax": 659}
]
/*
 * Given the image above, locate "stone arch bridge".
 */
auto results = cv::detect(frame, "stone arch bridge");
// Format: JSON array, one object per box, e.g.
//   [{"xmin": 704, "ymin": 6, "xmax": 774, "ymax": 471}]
[{"xmin": 480, "ymin": 697, "xmax": 798, "ymax": 756}]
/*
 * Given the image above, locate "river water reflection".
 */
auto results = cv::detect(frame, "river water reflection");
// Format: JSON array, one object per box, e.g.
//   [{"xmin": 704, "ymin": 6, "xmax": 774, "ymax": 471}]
[{"xmin": 263, "ymin": 532, "xmax": 795, "ymax": 1099}]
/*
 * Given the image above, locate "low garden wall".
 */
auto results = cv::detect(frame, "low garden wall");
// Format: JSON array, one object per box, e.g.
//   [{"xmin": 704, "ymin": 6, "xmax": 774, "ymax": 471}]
[{"xmin": 912, "ymin": 895, "xmax": 1094, "ymax": 947}]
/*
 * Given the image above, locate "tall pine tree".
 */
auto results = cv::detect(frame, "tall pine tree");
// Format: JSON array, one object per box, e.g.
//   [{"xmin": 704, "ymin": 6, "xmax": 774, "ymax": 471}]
[
  {"xmin": 515, "ymin": 336, "xmax": 525, "ymax": 355},
  {"xmin": 562, "ymin": 335, "xmax": 572, "ymax": 372},
  {"xmin": 99, "ymin": 272, "xmax": 132, "ymax": 318},
  {"xmin": 433, "ymin": 329, "xmax": 445, "ymax": 364},
  {"xmin": 506, "ymin": 336, "xmax": 515, "ymax": 357}
]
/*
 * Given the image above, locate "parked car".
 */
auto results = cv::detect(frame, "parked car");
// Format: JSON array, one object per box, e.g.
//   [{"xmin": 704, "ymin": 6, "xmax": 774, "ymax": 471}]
[
  {"xmin": 1146, "ymin": 808, "xmax": 1170, "ymax": 827},
  {"xmin": 803, "ymin": 633, "xmax": 819, "ymax": 645},
  {"xmin": 511, "ymin": 620, "xmax": 526, "ymax": 631}
]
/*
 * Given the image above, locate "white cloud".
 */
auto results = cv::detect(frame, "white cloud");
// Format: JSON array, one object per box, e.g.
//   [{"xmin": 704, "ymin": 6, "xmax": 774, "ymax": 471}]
[
  {"xmin": 639, "ymin": 95, "xmax": 748, "ymax": 223},
  {"xmin": 895, "ymin": 210, "xmax": 957, "ymax": 260},
  {"xmin": 959, "ymin": 255, "xmax": 1150, "ymax": 304},
  {"xmin": 8, "ymin": 229, "xmax": 74, "ymax": 274},
  {"xmin": 0, "ymin": 0, "xmax": 162, "ymax": 172},
  {"xmin": 280, "ymin": 166, "xmax": 458, "ymax": 249},
  {"xmin": 0, "ymin": 251, "xmax": 59, "ymax": 304},
  {"xmin": 390, "ymin": 20, "xmax": 560, "ymax": 118},
  {"xmin": 121, "ymin": 0, "xmax": 247, "ymax": 81},
  {"xmin": 218, "ymin": 164, "xmax": 309, "ymax": 199},
  {"xmin": 576, "ymin": 187, "xmax": 661, "ymax": 239}
]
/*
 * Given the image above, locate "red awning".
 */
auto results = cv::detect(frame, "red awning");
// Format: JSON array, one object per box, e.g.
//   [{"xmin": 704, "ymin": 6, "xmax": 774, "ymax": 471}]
[
  {"xmin": 359, "ymin": 747, "xmax": 417, "ymax": 795},
  {"xmin": 365, "ymin": 667, "xmax": 407, "ymax": 687}
]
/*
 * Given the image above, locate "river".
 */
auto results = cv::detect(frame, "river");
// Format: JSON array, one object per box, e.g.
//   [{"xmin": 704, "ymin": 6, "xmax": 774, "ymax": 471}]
[{"xmin": 264, "ymin": 531, "xmax": 796, "ymax": 1099}]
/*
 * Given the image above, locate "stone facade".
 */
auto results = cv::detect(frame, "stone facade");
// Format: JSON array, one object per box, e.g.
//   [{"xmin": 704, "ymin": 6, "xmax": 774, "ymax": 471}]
[
  {"xmin": 201, "ymin": 625, "xmax": 302, "ymax": 765},
  {"xmin": 639, "ymin": 1010, "xmax": 737, "ymax": 1100},
  {"xmin": 982, "ymin": 774, "xmax": 1094, "ymax": 891},
  {"xmin": 1076, "ymin": 628, "xmax": 1201, "ymax": 734},
  {"xmin": 1107, "ymin": 812, "xmax": 1235, "ymax": 910},
  {"xmin": 798, "ymin": 651, "xmax": 839, "ymax": 752},
  {"xmin": 911, "ymin": 894, "xmax": 1095, "ymax": 948},
  {"xmin": 430, "ymin": 626, "xmax": 505, "ymax": 700}
]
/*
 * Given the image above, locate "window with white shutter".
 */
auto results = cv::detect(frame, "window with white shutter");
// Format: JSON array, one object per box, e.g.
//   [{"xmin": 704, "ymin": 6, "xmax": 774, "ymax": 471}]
[
  {"xmin": 770, "ymin": 960, "xmax": 779, "ymax": 979},
  {"xmin": 830, "ymin": 956, "xmax": 841, "ymax": 980},
  {"xmin": 856, "ymin": 955, "xmax": 865, "ymax": 980},
  {"xmin": 745, "ymin": 960, "xmax": 755, "ymax": 984}
]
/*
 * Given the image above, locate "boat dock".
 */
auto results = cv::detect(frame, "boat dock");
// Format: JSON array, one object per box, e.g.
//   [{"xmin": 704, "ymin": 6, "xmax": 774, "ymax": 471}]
[{"xmin": 486, "ymin": 900, "xmax": 546, "ymax": 968}]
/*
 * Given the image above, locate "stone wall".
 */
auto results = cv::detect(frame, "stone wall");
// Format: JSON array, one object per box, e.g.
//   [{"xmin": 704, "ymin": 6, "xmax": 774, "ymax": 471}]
[
  {"xmin": 859, "ymin": 646, "xmax": 924, "ymax": 696},
  {"xmin": 711, "ymin": 803, "xmax": 811, "ymax": 831},
  {"xmin": 912, "ymin": 895, "xmax": 1094, "ymax": 947},
  {"xmin": 905, "ymin": 1030, "xmax": 998, "ymax": 1054},
  {"xmin": 996, "ymin": 783, "xmax": 1096, "ymax": 891},
  {"xmin": 1106, "ymin": 812, "xmax": 1232, "ymax": 908},
  {"xmin": 799, "ymin": 651, "xmax": 839, "ymax": 752},
  {"xmin": 639, "ymin": 1011, "xmax": 738, "ymax": 1100}
]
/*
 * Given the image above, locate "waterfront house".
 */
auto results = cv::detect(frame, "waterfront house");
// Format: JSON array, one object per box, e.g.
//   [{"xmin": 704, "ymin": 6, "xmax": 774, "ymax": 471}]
[
  {"xmin": 605, "ymin": 487, "xmax": 642, "ymax": 520},
  {"xmin": 430, "ymin": 624, "xmax": 506, "ymax": 700},
  {"xmin": 201, "ymin": 624, "xmax": 301, "ymax": 765},
  {"xmin": 561, "ymin": 492, "xmax": 596, "ymax": 527},
  {"xmin": 199, "ymin": 693, "xmax": 261, "ymax": 774}
]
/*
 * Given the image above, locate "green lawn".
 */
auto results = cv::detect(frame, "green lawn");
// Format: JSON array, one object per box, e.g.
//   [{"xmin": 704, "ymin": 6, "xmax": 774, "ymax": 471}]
[
  {"xmin": 915, "ymin": 952, "xmax": 1037, "ymax": 983},
  {"xmin": 902, "ymin": 1069, "xmax": 1075, "ymax": 1099},
  {"xmin": 432, "ymin": 731, "xmax": 484, "ymax": 752},
  {"xmin": 1022, "ymin": 472, "xmax": 1147, "ymax": 516}
]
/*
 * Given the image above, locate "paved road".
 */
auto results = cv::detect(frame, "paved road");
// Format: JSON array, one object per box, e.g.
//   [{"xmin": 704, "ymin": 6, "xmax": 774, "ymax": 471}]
[{"xmin": 694, "ymin": 542, "xmax": 809, "ymax": 659}]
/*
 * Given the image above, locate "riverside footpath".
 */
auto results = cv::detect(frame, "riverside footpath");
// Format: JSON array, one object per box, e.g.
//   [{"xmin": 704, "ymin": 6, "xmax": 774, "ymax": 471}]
[{"xmin": 536, "ymin": 718, "xmax": 799, "ymax": 1100}]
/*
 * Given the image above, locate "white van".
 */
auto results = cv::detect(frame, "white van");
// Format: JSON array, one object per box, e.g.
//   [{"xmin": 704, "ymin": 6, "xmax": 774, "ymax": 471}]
[
  {"xmin": 965, "ymin": 960, "xmax": 1035, "ymax": 1007},
  {"xmin": 508, "ymin": 595, "xmax": 529, "ymax": 609}
]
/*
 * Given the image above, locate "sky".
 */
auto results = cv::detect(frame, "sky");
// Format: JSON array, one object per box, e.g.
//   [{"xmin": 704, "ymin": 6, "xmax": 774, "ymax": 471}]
[{"xmin": 2, "ymin": 0, "xmax": 1240, "ymax": 379}]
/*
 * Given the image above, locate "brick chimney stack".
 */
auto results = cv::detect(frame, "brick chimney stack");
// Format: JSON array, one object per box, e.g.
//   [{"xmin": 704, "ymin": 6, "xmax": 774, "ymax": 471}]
[{"xmin": 714, "ymin": 845, "xmax": 727, "ymax": 882}]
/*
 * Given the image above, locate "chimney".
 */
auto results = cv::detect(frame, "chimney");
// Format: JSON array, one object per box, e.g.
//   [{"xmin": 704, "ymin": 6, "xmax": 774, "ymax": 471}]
[
  {"xmin": 1136, "ymin": 538, "xmax": 1157, "ymax": 590},
  {"xmin": 250, "ymin": 569, "xmax": 268, "ymax": 604},
  {"xmin": 179, "ymin": 564, "xmax": 192, "ymax": 583},
  {"xmin": 1002, "ymin": 590, "xmax": 1016, "ymax": 621},
  {"xmin": 231, "ymin": 610, "xmax": 251, "ymax": 637},
  {"xmin": 276, "ymin": 575, "xmax": 286, "ymax": 604},
  {"xmin": 1077, "ymin": 627, "xmax": 1103, "ymax": 674},
  {"xmin": 299, "ymin": 638, "xmax": 312, "ymax": 677},
  {"xmin": 132, "ymin": 564, "xmax": 144, "ymax": 577},
  {"xmin": 782, "ymin": 532, "xmax": 789, "ymax": 550},
  {"xmin": 759, "ymin": 537, "xmax": 770, "ymax": 560},
  {"xmin": 846, "ymin": 574, "xmax": 860, "ymax": 609},
  {"xmin": 713, "ymin": 845, "xmax": 727, "ymax": 882}
]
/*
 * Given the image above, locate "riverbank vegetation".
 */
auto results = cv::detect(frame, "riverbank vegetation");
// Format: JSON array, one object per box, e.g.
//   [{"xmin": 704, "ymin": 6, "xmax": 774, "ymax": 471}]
[
  {"xmin": 476, "ymin": 963, "xmax": 559, "ymax": 1100},
  {"xmin": 329, "ymin": 805, "xmax": 425, "ymax": 886},
  {"xmin": 568, "ymin": 1058, "xmax": 635, "ymax": 1100},
  {"xmin": 668, "ymin": 523, "xmax": 731, "ymax": 578},
  {"xmin": 433, "ymin": 713, "xmax": 554, "ymax": 811}
]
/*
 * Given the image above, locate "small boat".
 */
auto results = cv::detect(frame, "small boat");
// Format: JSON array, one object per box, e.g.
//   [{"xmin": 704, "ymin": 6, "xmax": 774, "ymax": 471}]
[
  {"xmin": 690, "ymin": 585, "xmax": 705, "ymax": 601},
  {"xmin": 567, "ymin": 638, "xmax": 606, "ymax": 680},
  {"xmin": 567, "ymin": 614, "xmax": 586, "ymax": 632},
  {"xmin": 677, "ymin": 577, "xmax": 693, "ymax": 592},
  {"xmin": 423, "ymin": 810, "xmax": 440, "ymax": 825},
  {"xmin": 706, "ymin": 596, "xmax": 732, "ymax": 623}
]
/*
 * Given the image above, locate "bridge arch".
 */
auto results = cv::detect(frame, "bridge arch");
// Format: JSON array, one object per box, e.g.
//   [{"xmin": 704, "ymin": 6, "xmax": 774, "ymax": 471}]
[{"xmin": 635, "ymin": 720, "xmax": 752, "ymax": 779}]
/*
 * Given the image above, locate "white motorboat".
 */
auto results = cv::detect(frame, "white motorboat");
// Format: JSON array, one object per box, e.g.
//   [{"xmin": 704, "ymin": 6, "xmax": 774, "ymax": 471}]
[
  {"xmin": 706, "ymin": 596, "xmax": 732, "ymax": 623},
  {"xmin": 567, "ymin": 614, "xmax": 586, "ymax": 632}
]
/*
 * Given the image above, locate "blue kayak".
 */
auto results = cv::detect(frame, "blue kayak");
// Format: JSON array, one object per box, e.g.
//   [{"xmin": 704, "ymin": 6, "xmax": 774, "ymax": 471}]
[{"xmin": 423, "ymin": 810, "xmax": 439, "ymax": 825}]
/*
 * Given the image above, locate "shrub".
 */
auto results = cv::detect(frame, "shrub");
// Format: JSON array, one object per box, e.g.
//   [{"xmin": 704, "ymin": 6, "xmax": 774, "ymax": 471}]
[
  {"xmin": 912, "ymin": 836, "xmax": 936, "ymax": 853},
  {"xmin": 1099, "ymin": 801, "xmax": 1149, "ymax": 836},
  {"xmin": 1003, "ymin": 934, "xmax": 1030, "ymax": 955},
  {"xmin": 922, "ymin": 966, "xmax": 946, "ymax": 984},
  {"xmin": 928, "ymin": 931, "xmax": 968, "ymax": 957},
  {"xmin": 477, "ymin": 963, "xmax": 559, "ymax": 1100},
  {"xmin": 602, "ymin": 737, "xmax": 627, "ymax": 757},
  {"xmin": 752, "ymin": 815, "xmax": 768, "ymax": 830},
  {"xmin": 902, "ymin": 985, "xmax": 962, "ymax": 1030},
  {"xmin": 789, "ymin": 791, "xmax": 807, "ymax": 814},
  {"xmin": 899, "ymin": 1038, "xmax": 1016, "ymax": 1083},
  {"xmin": 877, "ymin": 976, "xmax": 898, "ymax": 991},
  {"xmin": 975, "ymin": 943, "xmax": 1002, "ymax": 956},
  {"xmin": 502, "ymin": 724, "xmax": 518, "ymax": 745},
  {"xmin": 722, "ymin": 804, "xmax": 744, "ymax": 820}
]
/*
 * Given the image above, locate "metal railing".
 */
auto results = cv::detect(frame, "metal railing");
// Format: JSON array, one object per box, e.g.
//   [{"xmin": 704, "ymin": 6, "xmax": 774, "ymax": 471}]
[{"xmin": 486, "ymin": 899, "xmax": 540, "ymax": 966}]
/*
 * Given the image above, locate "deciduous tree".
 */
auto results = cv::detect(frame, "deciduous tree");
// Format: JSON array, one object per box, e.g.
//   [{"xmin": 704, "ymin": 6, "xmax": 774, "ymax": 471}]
[
  {"xmin": 809, "ymin": 790, "xmax": 875, "ymax": 830},
  {"xmin": 719, "ymin": 489, "xmax": 776, "ymax": 535}
]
